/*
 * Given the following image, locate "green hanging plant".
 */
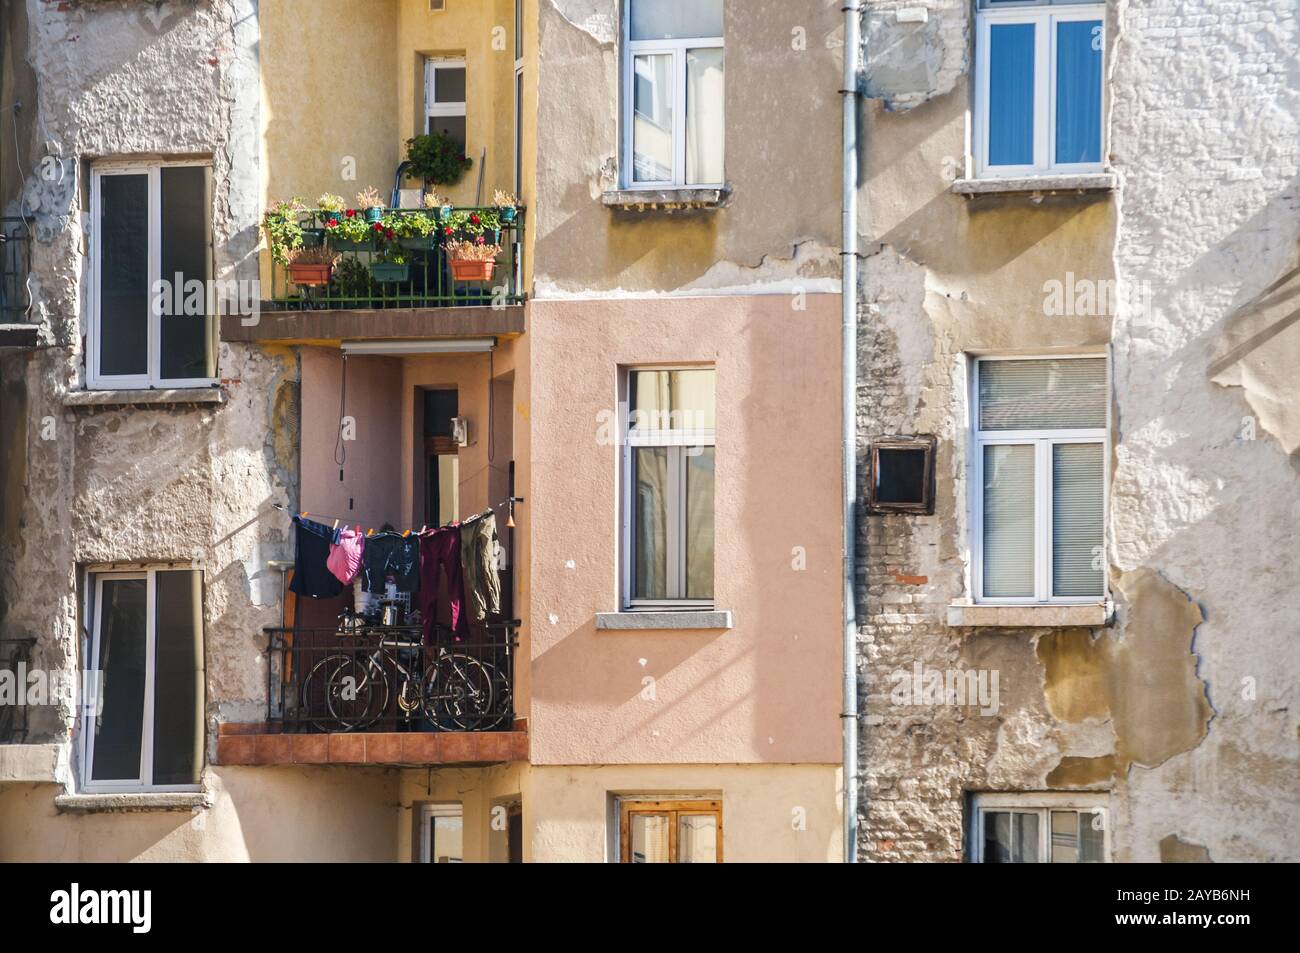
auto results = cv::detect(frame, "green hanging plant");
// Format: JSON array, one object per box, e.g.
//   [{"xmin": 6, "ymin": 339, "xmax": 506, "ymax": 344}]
[
  {"xmin": 263, "ymin": 197, "xmax": 307, "ymax": 266},
  {"xmin": 405, "ymin": 132, "xmax": 473, "ymax": 187}
]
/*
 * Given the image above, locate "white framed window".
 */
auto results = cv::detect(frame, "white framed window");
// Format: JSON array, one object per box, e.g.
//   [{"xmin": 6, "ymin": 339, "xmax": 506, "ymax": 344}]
[
  {"xmin": 621, "ymin": 0, "xmax": 725, "ymax": 188},
  {"xmin": 972, "ymin": 355, "xmax": 1107, "ymax": 604},
  {"xmin": 622, "ymin": 367, "xmax": 716, "ymax": 609},
  {"xmin": 419, "ymin": 803, "xmax": 464, "ymax": 863},
  {"xmin": 89, "ymin": 160, "xmax": 215, "ymax": 390},
  {"xmin": 971, "ymin": 793, "xmax": 1110, "ymax": 863},
  {"xmin": 974, "ymin": 0, "xmax": 1106, "ymax": 178},
  {"xmin": 425, "ymin": 57, "xmax": 467, "ymax": 148},
  {"xmin": 81, "ymin": 568, "xmax": 204, "ymax": 793}
]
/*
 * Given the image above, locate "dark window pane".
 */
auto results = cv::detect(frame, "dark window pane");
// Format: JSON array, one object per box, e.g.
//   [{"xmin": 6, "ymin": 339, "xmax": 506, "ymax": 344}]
[
  {"xmin": 685, "ymin": 447, "xmax": 714, "ymax": 599},
  {"xmin": 633, "ymin": 446, "xmax": 668, "ymax": 599},
  {"xmin": 91, "ymin": 578, "xmax": 147, "ymax": 782},
  {"xmin": 434, "ymin": 66, "xmax": 466, "ymax": 103},
  {"xmin": 1013, "ymin": 811, "xmax": 1041, "ymax": 863},
  {"xmin": 423, "ymin": 389, "xmax": 459, "ymax": 437},
  {"xmin": 429, "ymin": 115, "xmax": 467, "ymax": 150},
  {"xmin": 1079, "ymin": 810, "xmax": 1106, "ymax": 862},
  {"xmin": 152, "ymin": 570, "xmax": 203, "ymax": 786},
  {"xmin": 984, "ymin": 811, "xmax": 1011, "ymax": 863},
  {"xmin": 99, "ymin": 174, "xmax": 149, "ymax": 377},
  {"xmin": 875, "ymin": 447, "xmax": 927, "ymax": 505},
  {"xmin": 1055, "ymin": 20, "xmax": 1103, "ymax": 164},
  {"xmin": 988, "ymin": 23, "xmax": 1035, "ymax": 166},
  {"xmin": 159, "ymin": 166, "xmax": 212, "ymax": 381}
]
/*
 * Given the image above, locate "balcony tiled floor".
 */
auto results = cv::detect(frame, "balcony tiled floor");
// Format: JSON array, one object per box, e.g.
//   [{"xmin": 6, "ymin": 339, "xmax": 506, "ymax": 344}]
[{"xmin": 215, "ymin": 721, "xmax": 529, "ymax": 766}]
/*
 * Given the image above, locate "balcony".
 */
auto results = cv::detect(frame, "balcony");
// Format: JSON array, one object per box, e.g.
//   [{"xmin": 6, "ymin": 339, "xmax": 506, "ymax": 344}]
[
  {"xmin": 0, "ymin": 218, "xmax": 37, "ymax": 349},
  {"xmin": 216, "ymin": 624, "xmax": 527, "ymax": 767},
  {"xmin": 221, "ymin": 205, "xmax": 526, "ymax": 346}
]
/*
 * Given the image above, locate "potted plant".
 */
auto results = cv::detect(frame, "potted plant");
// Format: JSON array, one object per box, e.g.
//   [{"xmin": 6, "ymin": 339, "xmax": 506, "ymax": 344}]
[
  {"xmin": 494, "ymin": 189, "xmax": 520, "ymax": 224},
  {"xmin": 405, "ymin": 132, "xmax": 473, "ymax": 191},
  {"xmin": 356, "ymin": 187, "xmax": 386, "ymax": 224},
  {"xmin": 263, "ymin": 197, "xmax": 307, "ymax": 266},
  {"xmin": 326, "ymin": 209, "xmax": 373, "ymax": 250},
  {"xmin": 368, "ymin": 222, "xmax": 410, "ymax": 283},
  {"xmin": 384, "ymin": 210, "xmax": 438, "ymax": 250},
  {"xmin": 285, "ymin": 245, "xmax": 339, "ymax": 287},
  {"xmin": 445, "ymin": 238, "xmax": 501, "ymax": 282},
  {"xmin": 317, "ymin": 193, "xmax": 345, "ymax": 225},
  {"xmin": 332, "ymin": 256, "xmax": 374, "ymax": 301}
]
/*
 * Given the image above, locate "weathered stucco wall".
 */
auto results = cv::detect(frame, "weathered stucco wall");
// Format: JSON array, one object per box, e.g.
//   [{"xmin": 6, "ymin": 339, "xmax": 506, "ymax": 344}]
[{"xmin": 854, "ymin": 0, "xmax": 1298, "ymax": 862}]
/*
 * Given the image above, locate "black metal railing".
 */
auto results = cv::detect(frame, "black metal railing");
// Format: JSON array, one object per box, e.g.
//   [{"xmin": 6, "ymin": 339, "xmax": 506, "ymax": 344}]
[
  {"xmin": 0, "ymin": 638, "xmax": 36, "ymax": 744},
  {"xmin": 267, "ymin": 206, "xmax": 525, "ymax": 311},
  {"xmin": 265, "ymin": 623, "xmax": 517, "ymax": 733},
  {"xmin": 0, "ymin": 217, "xmax": 33, "ymax": 323}
]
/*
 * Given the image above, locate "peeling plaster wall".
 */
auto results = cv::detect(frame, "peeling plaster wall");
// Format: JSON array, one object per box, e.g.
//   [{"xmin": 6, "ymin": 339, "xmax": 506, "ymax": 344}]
[
  {"xmin": 533, "ymin": 0, "xmax": 843, "ymax": 295},
  {"xmin": 853, "ymin": 0, "xmax": 1299, "ymax": 863}
]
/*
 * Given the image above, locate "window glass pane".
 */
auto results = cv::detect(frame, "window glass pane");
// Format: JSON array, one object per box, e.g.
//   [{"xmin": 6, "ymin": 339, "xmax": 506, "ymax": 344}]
[
  {"xmin": 678, "ymin": 814, "xmax": 718, "ymax": 862},
  {"xmin": 983, "ymin": 811, "xmax": 1011, "ymax": 863},
  {"xmin": 438, "ymin": 455, "xmax": 459, "ymax": 526},
  {"xmin": 433, "ymin": 66, "xmax": 466, "ymax": 103},
  {"xmin": 152, "ymin": 570, "xmax": 203, "ymax": 786},
  {"xmin": 685, "ymin": 47, "xmax": 724, "ymax": 184},
  {"xmin": 429, "ymin": 812, "xmax": 464, "ymax": 863},
  {"xmin": 632, "ymin": 53, "xmax": 674, "ymax": 183},
  {"xmin": 629, "ymin": 813, "xmax": 670, "ymax": 862},
  {"xmin": 159, "ymin": 166, "xmax": 213, "ymax": 381},
  {"xmin": 1079, "ymin": 810, "xmax": 1106, "ymax": 862},
  {"xmin": 1050, "ymin": 810, "xmax": 1080, "ymax": 862},
  {"xmin": 988, "ymin": 22, "xmax": 1036, "ymax": 166},
  {"xmin": 979, "ymin": 358, "xmax": 1106, "ymax": 430},
  {"xmin": 1014, "ymin": 811, "xmax": 1041, "ymax": 862},
  {"xmin": 1052, "ymin": 442, "xmax": 1104, "ymax": 597},
  {"xmin": 685, "ymin": 447, "xmax": 714, "ymax": 600},
  {"xmin": 429, "ymin": 115, "xmax": 467, "ymax": 150},
  {"xmin": 633, "ymin": 446, "xmax": 669, "ymax": 599},
  {"xmin": 876, "ymin": 447, "xmax": 927, "ymax": 505},
  {"xmin": 1055, "ymin": 20, "xmax": 1103, "ymax": 164},
  {"xmin": 91, "ymin": 578, "xmax": 147, "ymax": 782},
  {"xmin": 630, "ymin": 0, "xmax": 722, "ymax": 40},
  {"xmin": 982, "ymin": 444, "xmax": 1036, "ymax": 598},
  {"xmin": 99, "ymin": 174, "xmax": 149, "ymax": 377},
  {"xmin": 630, "ymin": 369, "xmax": 715, "ymax": 431}
]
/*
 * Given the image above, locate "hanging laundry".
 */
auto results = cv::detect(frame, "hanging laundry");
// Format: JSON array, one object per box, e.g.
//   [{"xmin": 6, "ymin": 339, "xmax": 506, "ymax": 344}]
[
  {"xmin": 461, "ymin": 512, "xmax": 502, "ymax": 623},
  {"xmin": 419, "ymin": 526, "xmax": 465, "ymax": 642},
  {"xmin": 289, "ymin": 516, "xmax": 343, "ymax": 599},
  {"xmin": 327, "ymin": 526, "xmax": 365, "ymax": 585},
  {"xmin": 361, "ymin": 531, "xmax": 421, "ymax": 594}
]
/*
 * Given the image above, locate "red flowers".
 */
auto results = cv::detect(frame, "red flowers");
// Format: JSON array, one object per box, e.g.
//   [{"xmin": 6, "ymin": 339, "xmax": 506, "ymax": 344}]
[
  {"xmin": 345, "ymin": 209, "xmax": 356, "ymax": 218},
  {"xmin": 325, "ymin": 219, "xmax": 338, "ymax": 228},
  {"xmin": 373, "ymin": 222, "xmax": 384, "ymax": 232},
  {"xmin": 469, "ymin": 213, "xmax": 481, "ymax": 225},
  {"xmin": 385, "ymin": 228, "xmax": 396, "ymax": 240},
  {"xmin": 444, "ymin": 226, "xmax": 453, "ymax": 235}
]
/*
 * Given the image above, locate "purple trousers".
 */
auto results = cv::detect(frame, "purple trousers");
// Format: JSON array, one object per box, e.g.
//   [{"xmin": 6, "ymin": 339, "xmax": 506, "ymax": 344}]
[{"xmin": 419, "ymin": 527, "xmax": 464, "ymax": 642}]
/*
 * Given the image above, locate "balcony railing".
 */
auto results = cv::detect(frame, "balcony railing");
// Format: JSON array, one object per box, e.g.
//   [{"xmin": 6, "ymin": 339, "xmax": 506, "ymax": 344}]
[
  {"xmin": 265, "ymin": 624, "xmax": 516, "ymax": 733},
  {"xmin": 266, "ymin": 207, "xmax": 524, "ymax": 311},
  {"xmin": 0, "ymin": 638, "xmax": 35, "ymax": 743},
  {"xmin": 0, "ymin": 217, "xmax": 32, "ymax": 323}
]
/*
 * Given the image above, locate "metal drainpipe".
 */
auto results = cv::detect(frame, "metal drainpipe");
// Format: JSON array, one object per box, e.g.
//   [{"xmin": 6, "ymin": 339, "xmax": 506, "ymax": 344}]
[{"xmin": 840, "ymin": 0, "xmax": 862, "ymax": 864}]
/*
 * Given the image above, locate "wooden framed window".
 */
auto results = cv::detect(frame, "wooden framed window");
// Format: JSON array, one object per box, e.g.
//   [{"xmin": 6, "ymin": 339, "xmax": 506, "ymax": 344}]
[
  {"xmin": 619, "ymin": 798, "xmax": 722, "ymax": 863},
  {"xmin": 867, "ymin": 436, "xmax": 936, "ymax": 514}
]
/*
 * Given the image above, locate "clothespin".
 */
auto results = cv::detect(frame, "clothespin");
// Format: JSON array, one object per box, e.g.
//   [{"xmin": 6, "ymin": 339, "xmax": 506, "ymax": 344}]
[
  {"xmin": 300, "ymin": 511, "xmax": 309, "ymax": 518},
  {"xmin": 367, "ymin": 528, "xmax": 374, "ymax": 536},
  {"xmin": 332, "ymin": 519, "xmax": 340, "ymax": 530},
  {"xmin": 419, "ymin": 525, "xmax": 427, "ymax": 535},
  {"xmin": 402, "ymin": 529, "xmax": 411, "ymax": 537}
]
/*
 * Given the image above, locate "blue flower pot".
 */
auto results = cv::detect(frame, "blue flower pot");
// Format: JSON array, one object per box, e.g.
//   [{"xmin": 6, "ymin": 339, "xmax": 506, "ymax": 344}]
[
  {"xmin": 363, "ymin": 207, "xmax": 383, "ymax": 224},
  {"xmin": 500, "ymin": 206, "xmax": 517, "ymax": 223},
  {"xmin": 370, "ymin": 262, "xmax": 411, "ymax": 283}
]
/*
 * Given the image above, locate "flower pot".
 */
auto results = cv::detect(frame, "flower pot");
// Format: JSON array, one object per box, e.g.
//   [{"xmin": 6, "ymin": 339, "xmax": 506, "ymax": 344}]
[
  {"xmin": 449, "ymin": 258, "xmax": 497, "ymax": 282},
  {"xmin": 399, "ymin": 236, "xmax": 435, "ymax": 251},
  {"xmin": 500, "ymin": 206, "xmax": 517, "ymax": 223},
  {"xmin": 363, "ymin": 207, "xmax": 384, "ymax": 224},
  {"xmin": 370, "ymin": 262, "xmax": 411, "ymax": 283},
  {"xmin": 329, "ymin": 238, "xmax": 372, "ymax": 251},
  {"xmin": 321, "ymin": 210, "xmax": 341, "ymax": 225},
  {"xmin": 288, "ymin": 263, "xmax": 333, "ymax": 287}
]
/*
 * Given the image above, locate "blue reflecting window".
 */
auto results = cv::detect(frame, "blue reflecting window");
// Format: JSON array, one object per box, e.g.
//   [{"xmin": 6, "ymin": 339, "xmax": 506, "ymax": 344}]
[
  {"xmin": 988, "ymin": 23, "xmax": 1036, "ymax": 166},
  {"xmin": 1055, "ymin": 20, "xmax": 1103, "ymax": 164}
]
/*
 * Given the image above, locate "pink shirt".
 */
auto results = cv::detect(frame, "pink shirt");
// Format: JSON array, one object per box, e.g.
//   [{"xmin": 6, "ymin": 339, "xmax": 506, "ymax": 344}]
[{"xmin": 327, "ymin": 527, "xmax": 365, "ymax": 585}]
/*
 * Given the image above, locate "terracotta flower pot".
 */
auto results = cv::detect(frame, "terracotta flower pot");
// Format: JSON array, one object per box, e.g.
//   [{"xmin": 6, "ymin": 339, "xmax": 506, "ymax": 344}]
[
  {"xmin": 288, "ymin": 263, "xmax": 333, "ymax": 287},
  {"xmin": 449, "ymin": 258, "xmax": 496, "ymax": 282}
]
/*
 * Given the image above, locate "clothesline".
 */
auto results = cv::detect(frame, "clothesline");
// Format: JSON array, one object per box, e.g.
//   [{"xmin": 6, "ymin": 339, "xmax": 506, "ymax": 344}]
[{"xmin": 271, "ymin": 497, "xmax": 523, "ymax": 538}]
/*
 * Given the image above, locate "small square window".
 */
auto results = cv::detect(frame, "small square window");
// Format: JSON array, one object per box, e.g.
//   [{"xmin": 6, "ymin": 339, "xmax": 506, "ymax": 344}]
[{"xmin": 867, "ymin": 437, "xmax": 935, "ymax": 515}]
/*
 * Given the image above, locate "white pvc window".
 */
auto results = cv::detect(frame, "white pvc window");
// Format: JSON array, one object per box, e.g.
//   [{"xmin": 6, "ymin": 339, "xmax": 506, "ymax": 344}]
[
  {"xmin": 972, "ymin": 356, "xmax": 1107, "ymax": 604},
  {"xmin": 622, "ymin": 368, "xmax": 716, "ymax": 608},
  {"xmin": 425, "ymin": 57, "xmax": 467, "ymax": 148},
  {"xmin": 621, "ymin": 0, "xmax": 724, "ymax": 188},
  {"xmin": 972, "ymin": 793, "xmax": 1109, "ymax": 863},
  {"xmin": 89, "ymin": 161, "xmax": 215, "ymax": 389},
  {"xmin": 974, "ymin": 0, "xmax": 1105, "ymax": 177},
  {"xmin": 82, "ymin": 569, "xmax": 204, "ymax": 793},
  {"xmin": 419, "ymin": 804, "xmax": 464, "ymax": 863}
]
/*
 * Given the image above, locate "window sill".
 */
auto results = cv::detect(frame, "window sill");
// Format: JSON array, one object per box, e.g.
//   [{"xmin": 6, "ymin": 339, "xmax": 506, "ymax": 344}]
[
  {"xmin": 0, "ymin": 743, "xmax": 64, "ymax": 784},
  {"xmin": 951, "ymin": 173, "xmax": 1117, "ymax": 196},
  {"xmin": 63, "ymin": 387, "xmax": 226, "ymax": 408},
  {"xmin": 602, "ymin": 187, "xmax": 731, "ymax": 212},
  {"xmin": 54, "ymin": 791, "xmax": 213, "ymax": 814},
  {"xmin": 596, "ymin": 610, "xmax": 733, "ymax": 631},
  {"xmin": 946, "ymin": 603, "xmax": 1110, "ymax": 628}
]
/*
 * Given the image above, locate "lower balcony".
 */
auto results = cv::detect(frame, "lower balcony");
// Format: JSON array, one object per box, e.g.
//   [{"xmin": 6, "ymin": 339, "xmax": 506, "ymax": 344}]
[
  {"xmin": 216, "ymin": 625, "xmax": 527, "ymax": 767},
  {"xmin": 0, "ymin": 217, "xmax": 38, "ymax": 350}
]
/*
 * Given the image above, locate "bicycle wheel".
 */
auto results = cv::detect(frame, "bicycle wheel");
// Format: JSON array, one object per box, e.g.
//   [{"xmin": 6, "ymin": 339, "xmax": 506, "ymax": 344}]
[
  {"xmin": 423, "ymin": 653, "xmax": 494, "ymax": 731},
  {"xmin": 302, "ymin": 653, "xmax": 387, "ymax": 731},
  {"xmin": 474, "ymin": 659, "xmax": 513, "ymax": 731}
]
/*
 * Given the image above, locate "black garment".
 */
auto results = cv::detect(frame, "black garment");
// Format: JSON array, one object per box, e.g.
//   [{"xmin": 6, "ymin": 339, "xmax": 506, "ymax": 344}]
[
  {"xmin": 361, "ymin": 532, "xmax": 422, "ymax": 594},
  {"xmin": 289, "ymin": 516, "xmax": 343, "ymax": 599}
]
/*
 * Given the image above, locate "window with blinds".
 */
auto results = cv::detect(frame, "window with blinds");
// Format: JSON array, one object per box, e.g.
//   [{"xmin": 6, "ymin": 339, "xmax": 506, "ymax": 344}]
[{"xmin": 975, "ymin": 357, "xmax": 1106, "ymax": 602}]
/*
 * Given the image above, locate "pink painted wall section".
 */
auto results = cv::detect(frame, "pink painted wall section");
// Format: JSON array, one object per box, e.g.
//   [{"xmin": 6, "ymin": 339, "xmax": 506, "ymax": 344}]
[{"xmin": 525, "ymin": 294, "xmax": 843, "ymax": 765}]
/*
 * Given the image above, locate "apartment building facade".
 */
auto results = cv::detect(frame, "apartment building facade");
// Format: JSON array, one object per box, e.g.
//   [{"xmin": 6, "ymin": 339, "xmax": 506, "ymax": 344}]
[
  {"xmin": 0, "ymin": 0, "xmax": 844, "ymax": 862},
  {"xmin": 854, "ymin": 0, "xmax": 1299, "ymax": 862}
]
